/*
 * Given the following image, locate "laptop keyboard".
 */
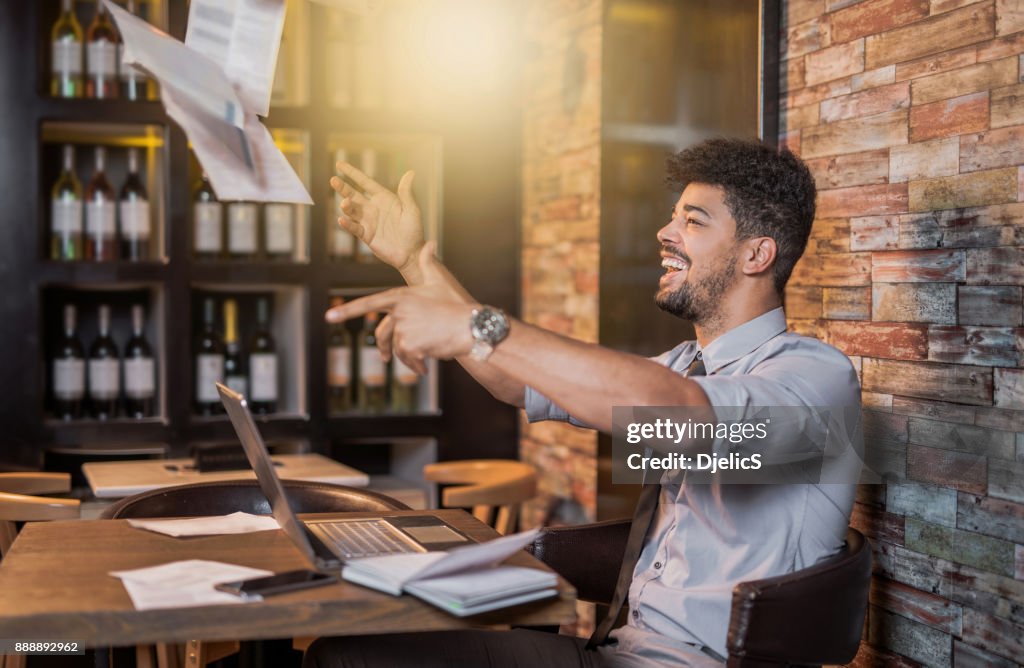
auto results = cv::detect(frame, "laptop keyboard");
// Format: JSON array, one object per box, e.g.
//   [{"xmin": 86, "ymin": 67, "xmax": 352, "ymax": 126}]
[{"xmin": 314, "ymin": 519, "xmax": 419, "ymax": 558}]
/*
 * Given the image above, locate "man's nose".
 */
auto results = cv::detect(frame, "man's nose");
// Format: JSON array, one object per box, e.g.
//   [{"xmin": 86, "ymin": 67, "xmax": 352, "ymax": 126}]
[{"xmin": 657, "ymin": 218, "xmax": 682, "ymax": 244}]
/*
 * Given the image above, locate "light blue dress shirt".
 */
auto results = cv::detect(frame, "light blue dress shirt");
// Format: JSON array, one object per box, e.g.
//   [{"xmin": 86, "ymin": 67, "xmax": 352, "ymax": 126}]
[{"xmin": 524, "ymin": 307, "xmax": 862, "ymax": 667}]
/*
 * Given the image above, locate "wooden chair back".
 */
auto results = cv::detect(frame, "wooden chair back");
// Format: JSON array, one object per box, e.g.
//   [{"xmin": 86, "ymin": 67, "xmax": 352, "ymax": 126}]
[
  {"xmin": 423, "ymin": 460, "xmax": 537, "ymax": 535},
  {"xmin": 0, "ymin": 473, "xmax": 80, "ymax": 557}
]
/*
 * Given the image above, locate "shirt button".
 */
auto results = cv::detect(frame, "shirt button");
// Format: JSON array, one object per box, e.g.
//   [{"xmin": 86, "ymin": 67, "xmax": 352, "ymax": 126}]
[
  {"xmin": 654, "ymin": 561, "xmax": 662, "ymax": 569},
  {"xmin": 632, "ymin": 610, "xmax": 640, "ymax": 619}
]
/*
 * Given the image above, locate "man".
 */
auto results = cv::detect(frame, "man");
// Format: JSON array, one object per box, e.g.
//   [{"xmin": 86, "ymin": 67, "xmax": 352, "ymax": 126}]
[{"xmin": 305, "ymin": 138, "xmax": 861, "ymax": 667}]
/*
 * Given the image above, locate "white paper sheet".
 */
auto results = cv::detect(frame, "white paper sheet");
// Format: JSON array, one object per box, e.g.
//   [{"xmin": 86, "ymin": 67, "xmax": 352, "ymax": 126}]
[
  {"xmin": 126, "ymin": 511, "xmax": 280, "ymax": 537},
  {"xmin": 186, "ymin": 0, "xmax": 286, "ymax": 117},
  {"xmin": 111, "ymin": 560, "xmax": 273, "ymax": 610},
  {"xmin": 102, "ymin": 0, "xmax": 312, "ymax": 204}
]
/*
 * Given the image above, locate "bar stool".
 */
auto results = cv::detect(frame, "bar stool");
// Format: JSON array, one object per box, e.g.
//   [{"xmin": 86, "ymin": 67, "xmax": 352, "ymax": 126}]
[{"xmin": 423, "ymin": 459, "xmax": 538, "ymax": 535}]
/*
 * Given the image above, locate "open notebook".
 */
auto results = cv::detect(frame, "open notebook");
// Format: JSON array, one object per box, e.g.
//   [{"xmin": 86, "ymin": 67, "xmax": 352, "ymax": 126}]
[{"xmin": 342, "ymin": 528, "xmax": 559, "ymax": 617}]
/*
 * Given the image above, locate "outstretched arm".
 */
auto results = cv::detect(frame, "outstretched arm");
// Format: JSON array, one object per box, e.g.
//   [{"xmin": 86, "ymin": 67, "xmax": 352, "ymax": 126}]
[{"xmin": 327, "ymin": 246, "xmax": 712, "ymax": 432}]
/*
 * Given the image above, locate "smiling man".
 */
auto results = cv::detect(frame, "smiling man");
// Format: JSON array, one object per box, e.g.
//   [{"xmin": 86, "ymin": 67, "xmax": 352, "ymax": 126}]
[{"xmin": 305, "ymin": 137, "xmax": 862, "ymax": 668}]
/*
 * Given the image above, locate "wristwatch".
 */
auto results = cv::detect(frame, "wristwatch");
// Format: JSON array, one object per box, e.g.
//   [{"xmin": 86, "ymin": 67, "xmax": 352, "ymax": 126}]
[{"xmin": 469, "ymin": 306, "xmax": 510, "ymax": 361}]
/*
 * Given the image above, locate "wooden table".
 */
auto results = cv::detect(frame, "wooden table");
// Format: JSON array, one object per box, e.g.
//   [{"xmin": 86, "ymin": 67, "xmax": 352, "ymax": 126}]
[
  {"xmin": 0, "ymin": 510, "xmax": 576, "ymax": 647},
  {"xmin": 83, "ymin": 454, "xmax": 370, "ymax": 499}
]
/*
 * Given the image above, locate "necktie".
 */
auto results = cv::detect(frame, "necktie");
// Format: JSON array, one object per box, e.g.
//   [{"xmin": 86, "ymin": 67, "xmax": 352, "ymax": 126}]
[{"xmin": 588, "ymin": 351, "xmax": 706, "ymax": 647}]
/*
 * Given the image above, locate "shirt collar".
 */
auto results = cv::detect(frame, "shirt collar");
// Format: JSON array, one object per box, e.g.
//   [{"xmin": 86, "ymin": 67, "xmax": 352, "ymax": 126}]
[{"xmin": 698, "ymin": 307, "xmax": 787, "ymax": 374}]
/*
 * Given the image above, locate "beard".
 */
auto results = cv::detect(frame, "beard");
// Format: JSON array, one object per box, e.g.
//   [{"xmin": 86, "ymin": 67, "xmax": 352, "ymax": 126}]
[{"xmin": 655, "ymin": 247, "xmax": 739, "ymax": 325}]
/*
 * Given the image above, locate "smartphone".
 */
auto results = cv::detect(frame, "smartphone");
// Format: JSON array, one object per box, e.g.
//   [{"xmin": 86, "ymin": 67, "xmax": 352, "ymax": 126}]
[{"xmin": 215, "ymin": 569, "xmax": 338, "ymax": 600}]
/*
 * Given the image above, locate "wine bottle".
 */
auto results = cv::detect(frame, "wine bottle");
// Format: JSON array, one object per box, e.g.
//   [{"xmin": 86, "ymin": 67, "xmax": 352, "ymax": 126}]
[
  {"xmin": 88, "ymin": 304, "xmax": 120, "ymax": 420},
  {"xmin": 223, "ymin": 298, "xmax": 248, "ymax": 397},
  {"xmin": 356, "ymin": 148, "xmax": 377, "ymax": 262},
  {"xmin": 264, "ymin": 203, "xmax": 294, "ymax": 260},
  {"xmin": 119, "ymin": 0, "xmax": 148, "ymax": 101},
  {"xmin": 249, "ymin": 297, "xmax": 278, "ymax": 415},
  {"xmin": 325, "ymin": 10, "xmax": 354, "ymax": 109},
  {"xmin": 391, "ymin": 356, "xmax": 420, "ymax": 414},
  {"xmin": 51, "ymin": 144, "xmax": 83, "ymax": 261},
  {"xmin": 84, "ymin": 146, "xmax": 117, "ymax": 261},
  {"xmin": 53, "ymin": 304, "xmax": 85, "ymax": 420},
  {"xmin": 329, "ymin": 148, "xmax": 355, "ymax": 261},
  {"xmin": 326, "ymin": 297, "xmax": 352, "ymax": 413},
  {"xmin": 119, "ymin": 147, "xmax": 151, "ymax": 261},
  {"xmin": 193, "ymin": 173, "xmax": 223, "ymax": 259},
  {"xmin": 123, "ymin": 304, "xmax": 155, "ymax": 419},
  {"xmin": 85, "ymin": 1, "xmax": 118, "ymax": 99},
  {"xmin": 357, "ymin": 311, "xmax": 387, "ymax": 413},
  {"xmin": 227, "ymin": 201, "xmax": 259, "ymax": 259},
  {"xmin": 50, "ymin": 0, "xmax": 83, "ymax": 98},
  {"xmin": 194, "ymin": 297, "xmax": 225, "ymax": 415}
]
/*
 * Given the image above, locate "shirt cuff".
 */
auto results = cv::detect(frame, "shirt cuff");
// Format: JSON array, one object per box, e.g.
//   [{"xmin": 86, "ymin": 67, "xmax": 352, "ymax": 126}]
[{"xmin": 524, "ymin": 386, "xmax": 573, "ymax": 423}]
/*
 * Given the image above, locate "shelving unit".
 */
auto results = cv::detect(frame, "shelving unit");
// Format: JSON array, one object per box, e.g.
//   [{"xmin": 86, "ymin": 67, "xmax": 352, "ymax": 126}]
[{"xmin": 0, "ymin": 0, "xmax": 523, "ymax": 485}]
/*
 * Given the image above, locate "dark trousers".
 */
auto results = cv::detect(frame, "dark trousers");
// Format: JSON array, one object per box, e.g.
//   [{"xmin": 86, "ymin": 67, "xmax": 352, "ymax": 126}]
[{"xmin": 303, "ymin": 629, "xmax": 609, "ymax": 668}]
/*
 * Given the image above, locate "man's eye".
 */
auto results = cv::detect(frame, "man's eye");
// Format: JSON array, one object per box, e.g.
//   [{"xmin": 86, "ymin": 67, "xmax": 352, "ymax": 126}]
[{"xmin": 686, "ymin": 218, "xmax": 702, "ymax": 226}]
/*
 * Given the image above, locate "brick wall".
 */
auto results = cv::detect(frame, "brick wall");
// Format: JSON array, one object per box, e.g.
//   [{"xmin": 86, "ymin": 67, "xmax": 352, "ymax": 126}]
[
  {"xmin": 781, "ymin": 0, "xmax": 1024, "ymax": 665},
  {"xmin": 520, "ymin": 0, "xmax": 602, "ymax": 528}
]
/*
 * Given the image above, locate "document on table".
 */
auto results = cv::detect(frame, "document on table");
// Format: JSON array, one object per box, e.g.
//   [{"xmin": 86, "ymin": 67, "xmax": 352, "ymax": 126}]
[
  {"xmin": 111, "ymin": 560, "xmax": 273, "ymax": 610},
  {"xmin": 101, "ymin": 0, "xmax": 312, "ymax": 204},
  {"xmin": 126, "ymin": 511, "xmax": 280, "ymax": 537}
]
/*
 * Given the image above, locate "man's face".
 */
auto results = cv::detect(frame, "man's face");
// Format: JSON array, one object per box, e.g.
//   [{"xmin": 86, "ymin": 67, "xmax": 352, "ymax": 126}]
[{"xmin": 654, "ymin": 183, "xmax": 740, "ymax": 324}]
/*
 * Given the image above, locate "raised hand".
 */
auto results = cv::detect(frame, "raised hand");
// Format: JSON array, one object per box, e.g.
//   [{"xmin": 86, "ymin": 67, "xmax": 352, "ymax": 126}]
[{"xmin": 330, "ymin": 161, "xmax": 425, "ymax": 278}]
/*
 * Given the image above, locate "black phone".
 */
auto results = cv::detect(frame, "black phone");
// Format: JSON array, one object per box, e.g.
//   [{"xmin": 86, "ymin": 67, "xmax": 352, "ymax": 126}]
[{"xmin": 214, "ymin": 569, "xmax": 338, "ymax": 599}]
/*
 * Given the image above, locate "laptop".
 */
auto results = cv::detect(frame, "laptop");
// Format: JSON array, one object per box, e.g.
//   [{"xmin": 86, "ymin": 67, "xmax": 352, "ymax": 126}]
[{"xmin": 216, "ymin": 383, "xmax": 473, "ymax": 572}]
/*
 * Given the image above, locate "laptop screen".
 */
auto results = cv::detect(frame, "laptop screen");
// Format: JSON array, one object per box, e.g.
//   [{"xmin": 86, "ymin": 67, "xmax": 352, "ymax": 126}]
[{"xmin": 216, "ymin": 383, "xmax": 320, "ymax": 566}]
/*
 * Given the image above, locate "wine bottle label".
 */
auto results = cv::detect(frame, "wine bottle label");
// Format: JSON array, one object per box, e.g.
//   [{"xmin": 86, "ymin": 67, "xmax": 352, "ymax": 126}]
[
  {"xmin": 392, "ymin": 357, "xmax": 419, "ymax": 386},
  {"xmin": 86, "ymin": 40, "xmax": 117, "ymax": 78},
  {"xmin": 360, "ymin": 348, "xmax": 386, "ymax": 387},
  {"xmin": 52, "ymin": 40, "xmax": 82, "ymax": 75},
  {"xmin": 226, "ymin": 375, "xmax": 248, "ymax": 397},
  {"xmin": 52, "ymin": 199, "xmax": 82, "ymax": 236},
  {"xmin": 328, "ymin": 346, "xmax": 351, "ymax": 386},
  {"xmin": 196, "ymin": 353, "xmax": 224, "ymax": 402},
  {"xmin": 124, "ymin": 357, "xmax": 155, "ymax": 399},
  {"xmin": 53, "ymin": 358, "xmax": 85, "ymax": 400},
  {"xmin": 194, "ymin": 202, "xmax": 222, "ymax": 252},
  {"xmin": 264, "ymin": 203, "xmax": 294, "ymax": 253},
  {"xmin": 119, "ymin": 200, "xmax": 151, "ymax": 240},
  {"xmin": 250, "ymin": 353, "xmax": 278, "ymax": 401},
  {"xmin": 86, "ymin": 201, "xmax": 116, "ymax": 237},
  {"xmin": 88, "ymin": 358, "xmax": 120, "ymax": 400},
  {"xmin": 118, "ymin": 45, "xmax": 146, "ymax": 83},
  {"xmin": 228, "ymin": 204, "xmax": 258, "ymax": 253}
]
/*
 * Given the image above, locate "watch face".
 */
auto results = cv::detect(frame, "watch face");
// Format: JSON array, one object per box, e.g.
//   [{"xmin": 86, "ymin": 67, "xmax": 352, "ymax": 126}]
[{"xmin": 472, "ymin": 308, "xmax": 509, "ymax": 345}]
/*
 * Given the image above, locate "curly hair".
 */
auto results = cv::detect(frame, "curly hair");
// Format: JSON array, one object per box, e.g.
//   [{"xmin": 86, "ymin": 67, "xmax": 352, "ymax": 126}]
[{"xmin": 665, "ymin": 137, "xmax": 816, "ymax": 294}]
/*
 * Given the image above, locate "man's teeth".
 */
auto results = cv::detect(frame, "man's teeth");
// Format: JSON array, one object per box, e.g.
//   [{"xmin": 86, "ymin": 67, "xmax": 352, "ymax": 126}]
[{"xmin": 662, "ymin": 258, "xmax": 688, "ymax": 272}]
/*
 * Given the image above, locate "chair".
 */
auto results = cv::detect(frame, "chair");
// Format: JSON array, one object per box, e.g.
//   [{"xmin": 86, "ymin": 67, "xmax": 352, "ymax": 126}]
[
  {"xmin": 102, "ymin": 480, "xmax": 411, "ymax": 668},
  {"xmin": 423, "ymin": 459, "xmax": 537, "ymax": 535},
  {"xmin": 0, "ymin": 473, "xmax": 81, "ymax": 668},
  {"xmin": 527, "ymin": 522, "xmax": 872, "ymax": 667}
]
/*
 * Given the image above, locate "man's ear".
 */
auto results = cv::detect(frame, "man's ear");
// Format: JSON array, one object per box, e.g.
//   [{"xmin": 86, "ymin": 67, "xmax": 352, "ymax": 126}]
[{"xmin": 741, "ymin": 237, "xmax": 777, "ymax": 277}]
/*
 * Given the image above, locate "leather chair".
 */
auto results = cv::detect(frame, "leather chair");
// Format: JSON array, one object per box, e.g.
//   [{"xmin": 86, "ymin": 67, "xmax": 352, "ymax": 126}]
[
  {"xmin": 527, "ymin": 521, "xmax": 871, "ymax": 667},
  {"xmin": 102, "ymin": 480, "xmax": 410, "ymax": 668},
  {"xmin": 101, "ymin": 478, "xmax": 410, "ymax": 519}
]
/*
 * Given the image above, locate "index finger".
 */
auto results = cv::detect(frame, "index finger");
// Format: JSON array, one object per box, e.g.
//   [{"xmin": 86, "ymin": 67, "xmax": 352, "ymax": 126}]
[
  {"xmin": 336, "ymin": 161, "xmax": 386, "ymax": 195},
  {"xmin": 325, "ymin": 289, "xmax": 403, "ymax": 323}
]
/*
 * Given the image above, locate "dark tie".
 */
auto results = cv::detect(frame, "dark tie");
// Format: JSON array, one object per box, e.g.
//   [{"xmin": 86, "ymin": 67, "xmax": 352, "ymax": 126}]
[{"xmin": 588, "ymin": 351, "xmax": 706, "ymax": 648}]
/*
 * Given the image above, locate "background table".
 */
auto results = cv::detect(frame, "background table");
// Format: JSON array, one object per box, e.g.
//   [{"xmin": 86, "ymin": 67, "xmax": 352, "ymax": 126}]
[
  {"xmin": 0, "ymin": 510, "xmax": 576, "ymax": 646},
  {"xmin": 83, "ymin": 454, "xmax": 369, "ymax": 499}
]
